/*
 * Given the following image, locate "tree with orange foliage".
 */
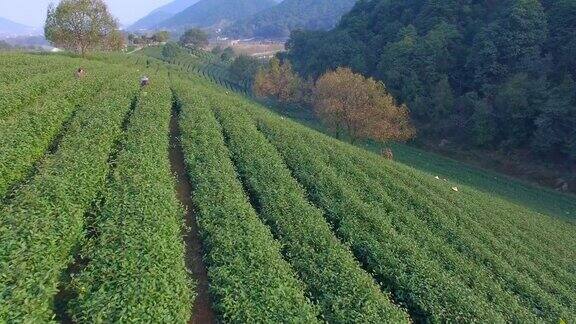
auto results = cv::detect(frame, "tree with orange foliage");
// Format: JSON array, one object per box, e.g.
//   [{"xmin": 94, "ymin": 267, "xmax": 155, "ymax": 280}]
[
  {"xmin": 253, "ymin": 57, "xmax": 304, "ymax": 103},
  {"xmin": 314, "ymin": 67, "xmax": 415, "ymax": 143}
]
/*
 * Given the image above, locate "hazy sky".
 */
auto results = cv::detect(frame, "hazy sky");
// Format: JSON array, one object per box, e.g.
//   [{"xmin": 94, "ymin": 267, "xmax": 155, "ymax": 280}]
[{"xmin": 0, "ymin": 0, "xmax": 173, "ymax": 27}]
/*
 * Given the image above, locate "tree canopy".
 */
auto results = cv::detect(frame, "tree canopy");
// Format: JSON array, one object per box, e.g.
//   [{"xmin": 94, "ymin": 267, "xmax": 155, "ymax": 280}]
[
  {"xmin": 229, "ymin": 55, "xmax": 261, "ymax": 85},
  {"xmin": 254, "ymin": 60, "xmax": 414, "ymax": 144},
  {"xmin": 179, "ymin": 28, "xmax": 208, "ymax": 50},
  {"xmin": 162, "ymin": 42, "xmax": 183, "ymax": 61},
  {"xmin": 44, "ymin": 0, "xmax": 121, "ymax": 56},
  {"xmin": 314, "ymin": 68, "xmax": 415, "ymax": 143},
  {"xmin": 254, "ymin": 57, "xmax": 304, "ymax": 104},
  {"xmin": 153, "ymin": 31, "xmax": 171, "ymax": 43},
  {"xmin": 286, "ymin": 0, "xmax": 576, "ymax": 162}
]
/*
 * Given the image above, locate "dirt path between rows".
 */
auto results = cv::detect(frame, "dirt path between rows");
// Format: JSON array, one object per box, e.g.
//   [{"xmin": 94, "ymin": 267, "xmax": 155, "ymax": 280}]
[{"xmin": 169, "ymin": 111, "xmax": 217, "ymax": 324}]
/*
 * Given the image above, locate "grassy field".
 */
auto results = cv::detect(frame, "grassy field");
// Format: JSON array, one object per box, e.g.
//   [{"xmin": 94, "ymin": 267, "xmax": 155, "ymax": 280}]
[
  {"xmin": 140, "ymin": 45, "xmax": 248, "ymax": 93},
  {"xmin": 0, "ymin": 52, "xmax": 574, "ymax": 323},
  {"xmin": 388, "ymin": 143, "xmax": 576, "ymax": 220},
  {"xmin": 258, "ymin": 102, "xmax": 576, "ymax": 221}
]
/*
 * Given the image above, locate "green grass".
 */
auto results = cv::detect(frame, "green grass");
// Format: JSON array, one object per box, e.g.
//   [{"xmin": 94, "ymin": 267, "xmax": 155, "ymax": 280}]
[
  {"xmin": 170, "ymin": 75, "xmax": 575, "ymax": 321},
  {"xmin": 140, "ymin": 45, "xmax": 248, "ymax": 94},
  {"xmin": 1, "ymin": 52, "xmax": 574, "ymax": 323},
  {"xmin": 210, "ymin": 92, "xmax": 409, "ymax": 323},
  {"xmin": 387, "ymin": 143, "xmax": 576, "ymax": 220},
  {"xmin": 257, "ymin": 109, "xmax": 574, "ymax": 319},
  {"xmin": 0, "ymin": 69, "xmax": 75, "ymax": 120},
  {"xmin": 0, "ymin": 66, "xmax": 139, "ymax": 321},
  {"xmin": 172, "ymin": 56, "xmax": 576, "ymax": 321},
  {"xmin": 173, "ymin": 79, "xmax": 320, "ymax": 322},
  {"xmin": 0, "ymin": 57, "xmax": 139, "ymax": 200},
  {"xmin": 71, "ymin": 75, "xmax": 193, "ymax": 323},
  {"xmin": 261, "ymin": 102, "xmax": 576, "ymax": 221}
]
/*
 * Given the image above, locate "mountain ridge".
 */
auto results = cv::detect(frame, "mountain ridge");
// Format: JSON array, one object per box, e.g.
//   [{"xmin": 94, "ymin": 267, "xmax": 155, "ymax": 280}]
[
  {"xmin": 128, "ymin": 0, "xmax": 201, "ymax": 31},
  {"xmin": 156, "ymin": 0, "xmax": 277, "ymax": 31},
  {"xmin": 225, "ymin": 0, "xmax": 357, "ymax": 38},
  {"xmin": 0, "ymin": 17, "xmax": 38, "ymax": 37}
]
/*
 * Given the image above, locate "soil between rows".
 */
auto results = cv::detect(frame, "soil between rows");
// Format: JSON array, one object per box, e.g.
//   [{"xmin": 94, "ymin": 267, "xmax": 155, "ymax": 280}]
[{"xmin": 169, "ymin": 109, "xmax": 217, "ymax": 324}]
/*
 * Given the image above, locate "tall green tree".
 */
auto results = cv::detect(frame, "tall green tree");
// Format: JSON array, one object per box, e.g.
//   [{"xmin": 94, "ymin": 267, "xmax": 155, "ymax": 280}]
[
  {"xmin": 491, "ymin": 0, "xmax": 548, "ymax": 72},
  {"xmin": 533, "ymin": 76, "xmax": 576, "ymax": 160},
  {"xmin": 162, "ymin": 42, "xmax": 181, "ymax": 61},
  {"xmin": 44, "ymin": 0, "xmax": 120, "ymax": 56},
  {"xmin": 546, "ymin": 0, "xmax": 576, "ymax": 78},
  {"xmin": 466, "ymin": 93, "xmax": 497, "ymax": 147},
  {"xmin": 179, "ymin": 28, "xmax": 209, "ymax": 50},
  {"xmin": 220, "ymin": 47, "xmax": 235, "ymax": 62},
  {"xmin": 229, "ymin": 55, "xmax": 261, "ymax": 85},
  {"xmin": 431, "ymin": 75, "xmax": 455, "ymax": 119},
  {"xmin": 493, "ymin": 73, "xmax": 547, "ymax": 148},
  {"xmin": 153, "ymin": 31, "xmax": 171, "ymax": 43},
  {"xmin": 467, "ymin": 30, "xmax": 505, "ymax": 91}
]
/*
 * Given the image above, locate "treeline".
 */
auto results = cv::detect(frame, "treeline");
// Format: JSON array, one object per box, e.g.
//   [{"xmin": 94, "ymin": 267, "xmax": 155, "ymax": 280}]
[
  {"xmin": 0, "ymin": 40, "xmax": 44, "ymax": 52},
  {"xmin": 285, "ymin": 0, "xmax": 576, "ymax": 162},
  {"xmin": 254, "ymin": 58, "xmax": 415, "ymax": 144},
  {"xmin": 127, "ymin": 31, "xmax": 170, "ymax": 46}
]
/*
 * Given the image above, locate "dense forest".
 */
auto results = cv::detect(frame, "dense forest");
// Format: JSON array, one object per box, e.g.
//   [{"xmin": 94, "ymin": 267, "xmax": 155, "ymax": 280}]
[
  {"xmin": 225, "ymin": 0, "xmax": 356, "ymax": 38},
  {"xmin": 286, "ymin": 0, "xmax": 576, "ymax": 163}
]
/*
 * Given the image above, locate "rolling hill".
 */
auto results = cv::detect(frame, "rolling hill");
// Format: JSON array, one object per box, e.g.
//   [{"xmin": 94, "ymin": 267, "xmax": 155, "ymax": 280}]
[
  {"xmin": 0, "ymin": 17, "xmax": 37, "ymax": 37},
  {"xmin": 0, "ymin": 50, "xmax": 574, "ymax": 323},
  {"xmin": 156, "ymin": 0, "xmax": 277, "ymax": 31},
  {"xmin": 127, "ymin": 0, "xmax": 200, "ymax": 31},
  {"xmin": 225, "ymin": 0, "xmax": 357, "ymax": 38}
]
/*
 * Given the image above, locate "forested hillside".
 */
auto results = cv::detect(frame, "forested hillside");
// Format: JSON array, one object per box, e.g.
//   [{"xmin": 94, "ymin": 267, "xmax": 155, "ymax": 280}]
[
  {"xmin": 225, "ymin": 0, "xmax": 357, "ymax": 38},
  {"xmin": 157, "ymin": 0, "xmax": 276, "ymax": 30},
  {"xmin": 286, "ymin": 0, "xmax": 576, "ymax": 163}
]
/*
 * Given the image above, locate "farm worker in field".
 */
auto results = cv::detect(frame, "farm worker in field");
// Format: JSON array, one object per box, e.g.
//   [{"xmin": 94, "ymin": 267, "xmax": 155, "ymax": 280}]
[
  {"xmin": 75, "ymin": 67, "xmax": 85, "ymax": 79},
  {"xmin": 381, "ymin": 147, "xmax": 394, "ymax": 160},
  {"xmin": 140, "ymin": 76, "xmax": 150, "ymax": 87}
]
